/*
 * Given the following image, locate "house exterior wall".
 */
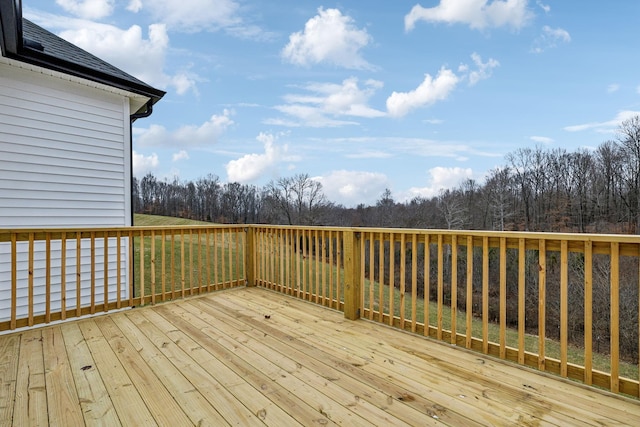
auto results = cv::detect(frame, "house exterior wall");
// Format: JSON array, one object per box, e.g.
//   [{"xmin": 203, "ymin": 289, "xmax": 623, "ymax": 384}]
[
  {"xmin": 0, "ymin": 60, "xmax": 133, "ymax": 323},
  {"xmin": 0, "ymin": 60, "xmax": 131, "ymax": 227}
]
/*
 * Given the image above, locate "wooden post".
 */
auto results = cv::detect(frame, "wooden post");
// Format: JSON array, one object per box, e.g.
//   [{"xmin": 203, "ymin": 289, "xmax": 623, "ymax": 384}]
[
  {"xmin": 343, "ymin": 230, "xmax": 362, "ymax": 320},
  {"xmin": 245, "ymin": 226, "xmax": 256, "ymax": 287}
]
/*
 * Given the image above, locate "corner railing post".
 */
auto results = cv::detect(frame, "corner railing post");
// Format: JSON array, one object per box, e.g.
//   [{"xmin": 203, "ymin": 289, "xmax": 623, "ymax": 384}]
[
  {"xmin": 245, "ymin": 226, "xmax": 256, "ymax": 287},
  {"xmin": 343, "ymin": 229, "xmax": 362, "ymax": 320}
]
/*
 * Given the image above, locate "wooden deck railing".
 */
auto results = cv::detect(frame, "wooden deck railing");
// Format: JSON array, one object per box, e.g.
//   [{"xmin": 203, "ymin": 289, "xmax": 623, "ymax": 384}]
[
  {"xmin": 2, "ymin": 224, "xmax": 640, "ymax": 398},
  {"xmin": 250, "ymin": 226, "xmax": 640, "ymax": 398},
  {"xmin": 0, "ymin": 226, "xmax": 245, "ymax": 332}
]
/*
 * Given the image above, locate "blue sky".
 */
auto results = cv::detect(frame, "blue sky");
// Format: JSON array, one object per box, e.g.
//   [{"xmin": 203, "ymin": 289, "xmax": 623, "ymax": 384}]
[{"xmin": 25, "ymin": 1, "xmax": 640, "ymax": 207}]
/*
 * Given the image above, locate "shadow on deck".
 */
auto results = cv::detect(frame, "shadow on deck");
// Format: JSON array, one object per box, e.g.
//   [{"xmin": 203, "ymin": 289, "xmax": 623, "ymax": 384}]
[{"xmin": 1, "ymin": 287, "xmax": 639, "ymax": 426}]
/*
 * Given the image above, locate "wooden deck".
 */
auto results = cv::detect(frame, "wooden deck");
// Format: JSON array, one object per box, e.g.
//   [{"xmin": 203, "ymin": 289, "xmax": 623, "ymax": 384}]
[{"xmin": 1, "ymin": 288, "xmax": 639, "ymax": 426}]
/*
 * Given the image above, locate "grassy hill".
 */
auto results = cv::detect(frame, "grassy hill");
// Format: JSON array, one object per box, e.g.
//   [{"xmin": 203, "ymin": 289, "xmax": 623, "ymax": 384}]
[{"xmin": 134, "ymin": 213, "xmax": 214, "ymax": 226}]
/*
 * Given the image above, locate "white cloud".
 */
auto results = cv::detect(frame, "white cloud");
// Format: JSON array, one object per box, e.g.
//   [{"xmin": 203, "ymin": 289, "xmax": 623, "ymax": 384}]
[
  {"xmin": 172, "ymin": 150, "xmax": 189, "ymax": 161},
  {"xmin": 386, "ymin": 68, "xmax": 459, "ymax": 117},
  {"xmin": 139, "ymin": 0, "xmax": 241, "ymax": 33},
  {"xmin": 282, "ymin": 8, "xmax": 373, "ymax": 69},
  {"xmin": 404, "ymin": 167, "xmax": 473, "ymax": 200},
  {"xmin": 269, "ymin": 77, "xmax": 385, "ymax": 127},
  {"xmin": 465, "ymin": 52, "xmax": 499, "ymax": 86},
  {"xmin": 315, "ymin": 170, "xmax": 390, "ymax": 207},
  {"xmin": 55, "ymin": 0, "xmax": 114, "ymax": 20},
  {"xmin": 531, "ymin": 25, "xmax": 571, "ymax": 53},
  {"xmin": 132, "ymin": 150, "xmax": 159, "ymax": 175},
  {"xmin": 536, "ymin": 1, "xmax": 550, "ymax": 13},
  {"xmin": 29, "ymin": 12, "xmax": 201, "ymax": 95},
  {"xmin": 607, "ymin": 84, "xmax": 620, "ymax": 93},
  {"xmin": 136, "ymin": 109, "xmax": 234, "ymax": 147},
  {"xmin": 405, "ymin": 0, "xmax": 533, "ymax": 31},
  {"xmin": 225, "ymin": 132, "xmax": 289, "ymax": 183},
  {"xmin": 564, "ymin": 110, "xmax": 640, "ymax": 133},
  {"xmin": 530, "ymin": 135, "xmax": 554, "ymax": 144},
  {"xmin": 127, "ymin": 0, "xmax": 142, "ymax": 13},
  {"xmin": 59, "ymin": 22, "xmax": 198, "ymax": 95}
]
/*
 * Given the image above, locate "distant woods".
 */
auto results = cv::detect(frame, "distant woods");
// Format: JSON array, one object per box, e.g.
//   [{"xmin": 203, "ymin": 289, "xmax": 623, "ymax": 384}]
[{"xmin": 134, "ymin": 116, "xmax": 640, "ymax": 234}]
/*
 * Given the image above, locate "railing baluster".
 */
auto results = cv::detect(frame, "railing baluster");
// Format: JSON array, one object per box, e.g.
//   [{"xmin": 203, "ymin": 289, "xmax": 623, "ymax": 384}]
[
  {"xmin": 411, "ymin": 234, "xmax": 418, "ymax": 334},
  {"xmin": 437, "ymin": 234, "xmax": 443, "ymax": 340},
  {"xmin": 189, "ymin": 229, "xmax": 194, "ymax": 295},
  {"xmin": 321, "ymin": 230, "xmax": 326, "ymax": 305},
  {"xmin": 280, "ymin": 229, "xmax": 285, "ymax": 293},
  {"xmin": 180, "ymin": 229, "xmax": 186, "ymax": 298},
  {"xmin": 61, "ymin": 232, "xmax": 67, "ymax": 318},
  {"xmin": 610, "ymin": 242, "xmax": 620, "ymax": 393},
  {"xmin": 28, "ymin": 232, "xmax": 34, "ymax": 326},
  {"xmin": 560, "ymin": 240, "xmax": 568, "ymax": 377},
  {"xmin": 482, "ymin": 236, "xmax": 489, "ymax": 354},
  {"xmin": 465, "ymin": 235, "xmax": 473, "ymax": 348},
  {"xmin": 197, "ymin": 229, "xmax": 203, "ymax": 292},
  {"xmin": 151, "ymin": 230, "xmax": 156, "ymax": 304},
  {"xmin": 360, "ymin": 232, "xmax": 365, "ymax": 314},
  {"xmin": 170, "ymin": 231, "xmax": 175, "ymax": 299},
  {"xmin": 389, "ymin": 232, "xmax": 394, "ymax": 327},
  {"xmin": 104, "ymin": 233, "xmax": 109, "ymax": 311},
  {"xmin": 424, "ymin": 233, "xmax": 430, "ymax": 337},
  {"xmin": 499, "ymin": 237, "xmax": 506, "ymax": 359},
  {"xmin": 378, "ymin": 232, "xmax": 384, "ymax": 323},
  {"xmin": 317, "ymin": 229, "xmax": 322, "ymax": 303},
  {"xmin": 116, "ymin": 231, "xmax": 121, "ymax": 309},
  {"xmin": 584, "ymin": 240, "xmax": 593, "ymax": 385},
  {"xmin": 90, "ymin": 232, "xmax": 96, "ymax": 314},
  {"xmin": 76, "ymin": 233, "xmax": 82, "ymax": 317},
  {"xmin": 369, "ymin": 232, "xmax": 375, "ymax": 320},
  {"xmin": 518, "ymin": 238, "xmax": 526, "ymax": 364},
  {"xmin": 451, "ymin": 235, "xmax": 458, "ymax": 345},
  {"xmin": 128, "ymin": 230, "xmax": 134, "ymax": 306},
  {"xmin": 11, "ymin": 232, "xmax": 17, "ymax": 330},
  {"xmin": 161, "ymin": 230, "xmax": 166, "ymax": 301},
  {"xmin": 139, "ymin": 229, "xmax": 145, "ymax": 305},
  {"xmin": 206, "ymin": 230, "xmax": 211, "ymax": 292},
  {"xmin": 538, "ymin": 238, "xmax": 546, "ymax": 370},
  {"xmin": 400, "ymin": 233, "xmax": 406, "ymax": 329},
  {"xmin": 45, "ymin": 232, "xmax": 51, "ymax": 323}
]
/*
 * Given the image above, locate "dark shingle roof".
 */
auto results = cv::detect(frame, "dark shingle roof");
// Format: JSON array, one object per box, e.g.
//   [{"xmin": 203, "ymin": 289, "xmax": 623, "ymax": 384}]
[{"xmin": 0, "ymin": 2, "xmax": 164, "ymax": 110}]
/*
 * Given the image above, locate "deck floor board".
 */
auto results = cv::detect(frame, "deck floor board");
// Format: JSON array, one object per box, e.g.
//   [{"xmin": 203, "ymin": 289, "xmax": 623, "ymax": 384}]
[{"xmin": 1, "ymin": 287, "xmax": 639, "ymax": 426}]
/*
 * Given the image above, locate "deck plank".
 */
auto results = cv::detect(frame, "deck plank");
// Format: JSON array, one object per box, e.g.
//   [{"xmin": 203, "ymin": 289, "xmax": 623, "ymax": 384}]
[
  {"xmin": 139, "ymin": 308, "xmax": 304, "ymax": 427},
  {"xmin": 1, "ymin": 287, "xmax": 640, "ymax": 427},
  {"xmin": 94, "ymin": 316, "xmax": 194, "ymax": 427},
  {"xmin": 78, "ymin": 319, "xmax": 156, "ymax": 426},
  {"xmin": 13, "ymin": 329, "xmax": 48, "ymax": 427},
  {"xmin": 188, "ymin": 296, "xmax": 451, "ymax": 426},
  {"xmin": 0, "ymin": 334, "xmax": 19, "ymax": 427},
  {"xmin": 183, "ymin": 298, "xmax": 411, "ymax": 427},
  {"xmin": 109, "ymin": 313, "xmax": 230, "ymax": 427},
  {"xmin": 210, "ymin": 289, "xmax": 527, "ymax": 426},
  {"xmin": 41, "ymin": 326, "xmax": 85, "ymax": 426},
  {"xmin": 59, "ymin": 322, "xmax": 120, "ymax": 427},
  {"xmin": 155, "ymin": 301, "xmax": 341, "ymax": 426}
]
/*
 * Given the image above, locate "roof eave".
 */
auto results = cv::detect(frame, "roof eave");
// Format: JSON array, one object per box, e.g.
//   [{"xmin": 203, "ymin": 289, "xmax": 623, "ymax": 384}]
[{"xmin": 18, "ymin": 46, "xmax": 166, "ymax": 105}]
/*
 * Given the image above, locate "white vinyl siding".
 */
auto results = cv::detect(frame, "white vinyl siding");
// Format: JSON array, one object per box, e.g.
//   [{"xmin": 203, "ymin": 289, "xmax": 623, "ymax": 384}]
[
  {"xmin": 0, "ymin": 61, "xmax": 137, "ymax": 324},
  {"xmin": 0, "ymin": 61, "xmax": 129, "ymax": 228}
]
